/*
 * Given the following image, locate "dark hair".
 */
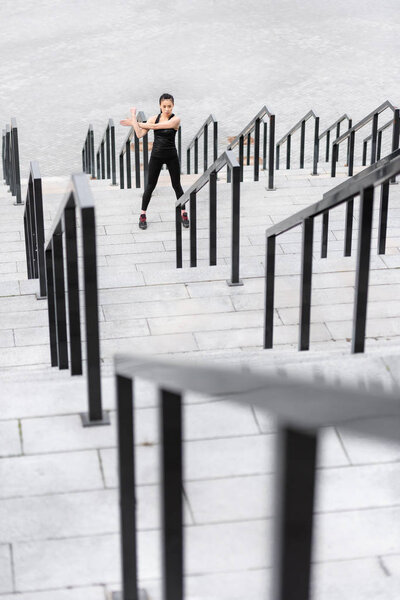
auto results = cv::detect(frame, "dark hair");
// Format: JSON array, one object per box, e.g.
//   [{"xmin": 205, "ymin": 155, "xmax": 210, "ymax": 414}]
[{"xmin": 159, "ymin": 93, "xmax": 174, "ymax": 105}]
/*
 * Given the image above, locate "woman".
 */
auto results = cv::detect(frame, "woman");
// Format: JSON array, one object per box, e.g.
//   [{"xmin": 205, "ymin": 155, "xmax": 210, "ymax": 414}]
[{"xmin": 120, "ymin": 93, "xmax": 189, "ymax": 230}]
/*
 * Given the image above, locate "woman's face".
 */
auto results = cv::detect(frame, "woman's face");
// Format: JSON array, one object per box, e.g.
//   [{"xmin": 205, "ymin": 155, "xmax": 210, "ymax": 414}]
[{"xmin": 160, "ymin": 100, "xmax": 174, "ymax": 116}]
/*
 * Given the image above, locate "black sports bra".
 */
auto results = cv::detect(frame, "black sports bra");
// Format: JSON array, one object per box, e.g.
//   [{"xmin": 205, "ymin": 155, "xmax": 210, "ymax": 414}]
[{"xmin": 151, "ymin": 113, "xmax": 178, "ymax": 156}]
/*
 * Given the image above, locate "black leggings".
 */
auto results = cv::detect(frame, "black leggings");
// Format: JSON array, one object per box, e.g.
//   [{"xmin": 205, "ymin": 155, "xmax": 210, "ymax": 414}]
[{"xmin": 141, "ymin": 153, "xmax": 184, "ymax": 211}]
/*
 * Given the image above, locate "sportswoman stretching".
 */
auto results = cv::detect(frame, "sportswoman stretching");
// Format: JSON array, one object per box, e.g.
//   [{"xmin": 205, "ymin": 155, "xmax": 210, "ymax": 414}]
[{"xmin": 120, "ymin": 93, "xmax": 189, "ymax": 230}]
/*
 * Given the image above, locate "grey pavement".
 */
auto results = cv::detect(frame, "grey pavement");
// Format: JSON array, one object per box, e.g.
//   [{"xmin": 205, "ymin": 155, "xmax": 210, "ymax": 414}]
[{"xmin": 1, "ymin": 147, "xmax": 400, "ymax": 598}]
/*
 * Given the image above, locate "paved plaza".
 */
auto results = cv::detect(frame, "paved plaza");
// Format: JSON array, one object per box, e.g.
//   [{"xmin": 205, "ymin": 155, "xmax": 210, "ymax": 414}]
[
  {"xmin": 1, "ymin": 0, "xmax": 400, "ymax": 597},
  {"xmin": 0, "ymin": 163, "xmax": 400, "ymax": 598}
]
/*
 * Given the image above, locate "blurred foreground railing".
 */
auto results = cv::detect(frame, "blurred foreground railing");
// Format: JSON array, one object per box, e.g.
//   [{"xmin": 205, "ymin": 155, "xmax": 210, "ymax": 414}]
[{"xmin": 113, "ymin": 352, "xmax": 400, "ymax": 600}]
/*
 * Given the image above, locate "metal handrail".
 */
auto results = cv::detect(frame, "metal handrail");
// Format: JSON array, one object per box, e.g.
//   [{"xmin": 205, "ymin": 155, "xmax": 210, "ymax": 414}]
[
  {"xmin": 362, "ymin": 118, "xmax": 393, "ymax": 165},
  {"xmin": 276, "ymin": 110, "xmax": 319, "ymax": 174},
  {"xmin": 331, "ymin": 100, "xmax": 399, "ymax": 176},
  {"xmin": 227, "ymin": 106, "xmax": 275, "ymax": 189},
  {"xmin": 264, "ymin": 148, "xmax": 400, "ymax": 354},
  {"xmin": 318, "ymin": 113, "xmax": 351, "ymax": 162},
  {"xmin": 82, "ymin": 125, "xmax": 95, "ymax": 178},
  {"xmin": 186, "ymin": 113, "xmax": 218, "ymax": 175},
  {"xmin": 2, "ymin": 119, "xmax": 22, "ymax": 204},
  {"xmin": 96, "ymin": 119, "xmax": 117, "ymax": 185},
  {"xmin": 113, "ymin": 351, "xmax": 400, "ymax": 600},
  {"xmin": 119, "ymin": 111, "xmax": 148, "ymax": 190},
  {"xmin": 23, "ymin": 161, "xmax": 46, "ymax": 298},
  {"xmin": 45, "ymin": 173, "xmax": 110, "ymax": 427},
  {"xmin": 175, "ymin": 150, "xmax": 242, "ymax": 286}
]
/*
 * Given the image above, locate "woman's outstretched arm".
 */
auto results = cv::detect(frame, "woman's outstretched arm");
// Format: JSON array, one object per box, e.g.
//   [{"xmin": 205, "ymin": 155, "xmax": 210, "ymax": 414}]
[
  {"xmin": 143, "ymin": 116, "xmax": 180, "ymax": 130},
  {"xmin": 119, "ymin": 108, "xmax": 155, "ymax": 138}
]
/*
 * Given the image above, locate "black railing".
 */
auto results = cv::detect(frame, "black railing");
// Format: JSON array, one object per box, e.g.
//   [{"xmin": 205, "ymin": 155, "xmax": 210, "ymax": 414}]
[
  {"xmin": 24, "ymin": 161, "xmax": 46, "ymax": 298},
  {"xmin": 2, "ymin": 118, "xmax": 22, "ymax": 204},
  {"xmin": 45, "ymin": 173, "xmax": 109, "ymax": 427},
  {"xmin": 276, "ymin": 110, "xmax": 319, "ymax": 175},
  {"xmin": 227, "ymin": 106, "xmax": 275, "ymax": 190},
  {"xmin": 331, "ymin": 100, "xmax": 399, "ymax": 177},
  {"xmin": 318, "ymin": 114, "xmax": 351, "ymax": 162},
  {"xmin": 175, "ymin": 150, "xmax": 242, "ymax": 286},
  {"xmin": 186, "ymin": 114, "xmax": 218, "ymax": 174},
  {"xmin": 96, "ymin": 119, "xmax": 117, "ymax": 185},
  {"xmin": 119, "ymin": 111, "xmax": 149, "ymax": 190},
  {"xmin": 264, "ymin": 148, "xmax": 400, "ymax": 353},
  {"xmin": 82, "ymin": 125, "xmax": 96, "ymax": 178},
  {"xmin": 362, "ymin": 118, "xmax": 393, "ymax": 165},
  {"xmin": 113, "ymin": 351, "xmax": 400, "ymax": 600}
]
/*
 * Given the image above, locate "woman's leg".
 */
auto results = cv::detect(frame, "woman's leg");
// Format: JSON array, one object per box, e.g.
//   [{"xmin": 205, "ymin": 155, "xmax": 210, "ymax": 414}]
[
  {"xmin": 141, "ymin": 156, "xmax": 163, "ymax": 212},
  {"xmin": 166, "ymin": 155, "xmax": 189, "ymax": 226}
]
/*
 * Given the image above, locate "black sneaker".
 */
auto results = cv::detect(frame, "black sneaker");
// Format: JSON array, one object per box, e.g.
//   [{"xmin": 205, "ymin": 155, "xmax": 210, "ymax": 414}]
[
  {"xmin": 181, "ymin": 211, "xmax": 190, "ymax": 228},
  {"xmin": 139, "ymin": 214, "xmax": 147, "ymax": 230}
]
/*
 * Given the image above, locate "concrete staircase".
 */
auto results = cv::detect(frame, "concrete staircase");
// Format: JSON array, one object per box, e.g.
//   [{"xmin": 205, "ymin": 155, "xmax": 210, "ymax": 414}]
[{"xmin": 1, "ymin": 161, "xmax": 400, "ymax": 599}]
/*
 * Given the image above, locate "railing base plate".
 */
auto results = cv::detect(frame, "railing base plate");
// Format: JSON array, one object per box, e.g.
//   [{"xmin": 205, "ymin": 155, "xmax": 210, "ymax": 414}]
[
  {"xmin": 13, "ymin": 201, "xmax": 24, "ymax": 206},
  {"xmin": 265, "ymin": 187, "xmax": 277, "ymax": 191},
  {"xmin": 310, "ymin": 173, "xmax": 319, "ymax": 176},
  {"xmin": 112, "ymin": 590, "xmax": 148, "ymax": 600},
  {"xmin": 80, "ymin": 411, "xmax": 111, "ymax": 428},
  {"xmin": 227, "ymin": 279, "xmax": 244, "ymax": 287},
  {"xmin": 35, "ymin": 293, "xmax": 47, "ymax": 300}
]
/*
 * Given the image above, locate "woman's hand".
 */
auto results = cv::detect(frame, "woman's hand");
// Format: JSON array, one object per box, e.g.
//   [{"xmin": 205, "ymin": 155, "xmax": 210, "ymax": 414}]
[
  {"xmin": 130, "ymin": 107, "xmax": 137, "ymax": 116},
  {"xmin": 120, "ymin": 118, "xmax": 133, "ymax": 127}
]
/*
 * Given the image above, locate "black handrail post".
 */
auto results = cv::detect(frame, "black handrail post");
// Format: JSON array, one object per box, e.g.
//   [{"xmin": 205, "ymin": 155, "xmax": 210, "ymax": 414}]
[
  {"xmin": 239, "ymin": 135, "xmax": 244, "ymax": 182},
  {"xmin": 187, "ymin": 148, "xmax": 190, "ymax": 175},
  {"xmin": 321, "ymin": 211, "xmax": 329, "ymax": 258},
  {"xmin": 5, "ymin": 126, "xmax": 11, "ymax": 187},
  {"xmin": 160, "ymin": 388, "xmax": 184, "ymax": 600},
  {"xmin": 203, "ymin": 123, "xmax": 208, "ymax": 172},
  {"xmin": 391, "ymin": 109, "xmax": 400, "ymax": 184},
  {"xmin": 272, "ymin": 426, "xmax": 318, "ymax": 600},
  {"xmin": 33, "ymin": 168, "xmax": 46, "ymax": 298},
  {"xmin": 101, "ymin": 141, "xmax": 106, "ymax": 179},
  {"xmin": 268, "ymin": 115, "xmax": 275, "ymax": 190},
  {"xmin": 213, "ymin": 121, "xmax": 218, "ymax": 162},
  {"xmin": 362, "ymin": 141, "xmax": 368, "ymax": 166},
  {"xmin": 178, "ymin": 126, "xmax": 182, "ymax": 166},
  {"xmin": 24, "ymin": 213, "xmax": 33, "ymax": 280},
  {"xmin": 114, "ymin": 375, "xmax": 140, "ymax": 600},
  {"xmin": 246, "ymin": 132, "xmax": 251, "ymax": 166},
  {"xmin": 119, "ymin": 153, "xmax": 124, "ymax": 189},
  {"xmin": 11, "ymin": 120, "xmax": 22, "ymax": 205},
  {"xmin": 190, "ymin": 191, "xmax": 197, "ymax": 267},
  {"xmin": 64, "ymin": 204, "xmax": 83, "ymax": 376},
  {"xmin": 344, "ymin": 197, "xmax": 354, "ymax": 257},
  {"xmin": 209, "ymin": 171, "xmax": 217, "ymax": 265},
  {"xmin": 325, "ymin": 129, "xmax": 330, "ymax": 162},
  {"xmin": 377, "ymin": 182, "xmax": 389, "ymax": 255},
  {"xmin": 126, "ymin": 140, "xmax": 132, "ymax": 189},
  {"xmin": 311, "ymin": 117, "xmax": 319, "ymax": 176},
  {"xmin": 276, "ymin": 144, "xmax": 280, "ymax": 171},
  {"xmin": 134, "ymin": 132, "xmax": 141, "ymax": 189},
  {"xmin": 111, "ymin": 121, "xmax": 117, "ymax": 185},
  {"xmin": 194, "ymin": 138, "xmax": 198, "ymax": 174},
  {"xmin": 377, "ymin": 131, "xmax": 382, "ymax": 161},
  {"xmin": 52, "ymin": 230, "xmax": 69, "ymax": 370},
  {"xmin": 370, "ymin": 112, "xmax": 379, "ymax": 164},
  {"xmin": 80, "ymin": 206, "xmax": 109, "ymax": 426},
  {"xmin": 26, "ymin": 176, "xmax": 37, "ymax": 278},
  {"xmin": 90, "ymin": 127, "xmax": 95, "ymax": 178},
  {"xmin": 348, "ymin": 130, "xmax": 355, "ymax": 176},
  {"xmin": 264, "ymin": 235, "xmax": 276, "ymax": 349},
  {"xmin": 346, "ymin": 119, "xmax": 353, "ymax": 165},
  {"xmin": 175, "ymin": 204, "xmax": 182, "ymax": 268},
  {"xmin": 299, "ymin": 217, "xmax": 314, "ymax": 350},
  {"xmin": 228, "ymin": 164, "xmax": 243, "ymax": 286},
  {"xmin": 352, "ymin": 185, "xmax": 374, "ymax": 353},
  {"xmin": 263, "ymin": 121, "xmax": 267, "ymax": 170},
  {"xmin": 331, "ymin": 143, "xmax": 338, "ymax": 177},
  {"xmin": 106, "ymin": 125, "xmax": 111, "ymax": 179},
  {"xmin": 286, "ymin": 134, "xmax": 291, "ymax": 169},
  {"xmin": 299, "ymin": 120, "xmax": 306, "ymax": 168},
  {"xmin": 254, "ymin": 117, "xmax": 260, "ymax": 182},
  {"xmin": 45, "ymin": 244, "xmax": 58, "ymax": 367},
  {"xmin": 96, "ymin": 151, "xmax": 101, "ymax": 180},
  {"xmin": 336, "ymin": 121, "xmax": 341, "ymax": 160}
]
